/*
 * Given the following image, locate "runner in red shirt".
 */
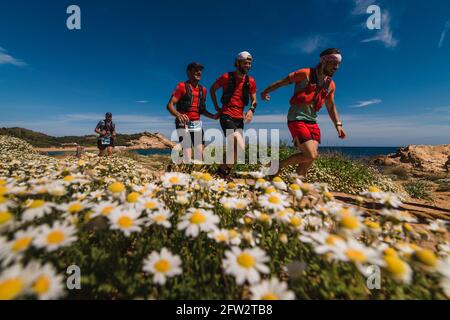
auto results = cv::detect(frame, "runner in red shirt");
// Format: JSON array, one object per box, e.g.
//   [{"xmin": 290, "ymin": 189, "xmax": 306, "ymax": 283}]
[
  {"xmin": 210, "ymin": 51, "xmax": 258, "ymax": 177},
  {"xmin": 261, "ymin": 48, "xmax": 347, "ymax": 178},
  {"xmin": 167, "ymin": 62, "xmax": 218, "ymax": 163}
]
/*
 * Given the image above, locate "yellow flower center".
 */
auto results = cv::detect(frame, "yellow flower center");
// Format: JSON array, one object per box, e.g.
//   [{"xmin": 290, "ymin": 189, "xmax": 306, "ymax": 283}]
[
  {"xmin": 384, "ymin": 256, "xmax": 407, "ymax": 275},
  {"xmin": 268, "ymin": 195, "xmax": 281, "ymax": 204},
  {"xmin": 169, "ymin": 176, "xmax": 180, "ymax": 184},
  {"xmin": 290, "ymin": 216, "xmax": 302, "ymax": 227},
  {"xmin": 32, "ymin": 276, "xmax": 50, "ymax": 295},
  {"xmin": 340, "ymin": 215, "xmax": 359, "ymax": 230},
  {"xmin": 229, "ymin": 230, "xmax": 238, "ymax": 238},
  {"xmin": 364, "ymin": 219, "xmax": 380, "ymax": 230},
  {"xmin": 262, "ymin": 292, "xmax": 279, "ymax": 300},
  {"xmin": 200, "ymin": 173, "xmax": 212, "ymax": 181},
  {"xmin": 63, "ymin": 175, "xmax": 74, "ymax": 182},
  {"xmin": 0, "ymin": 196, "xmax": 7, "ymax": 204},
  {"xmin": 300, "ymin": 183, "xmax": 311, "ymax": 192},
  {"xmin": 256, "ymin": 178, "xmax": 266, "ymax": 184},
  {"xmin": 403, "ymin": 223, "xmax": 414, "ymax": 232},
  {"xmin": 145, "ymin": 201, "xmax": 158, "ymax": 209},
  {"xmin": 415, "ymin": 249, "xmax": 438, "ymax": 267},
  {"xmin": 326, "ymin": 235, "xmax": 342, "ymax": 245},
  {"xmin": 237, "ymin": 253, "xmax": 255, "ymax": 269},
  {"xmin": 12, "ymin": 237, "xmax": 32, "ymax": 252},
  {"xmin": 383, "ymin": 248, "xmax": 398, "ymax": 258},
  {"xmin": 190, "ymin": 211, "xmax": 206, "ymax": 224},
  {"xmin": 154, "ymin": 215, "xmax": 166, "ymax": 223},
  {"xmin": 0, "ymin": 278, "xmax": 24, "ymax": 300},
  {"xmin": 101, "ymin": 206, "xmax": 114, "ymax": 216},
  {"xmin": 154, "ymin": 259, "xmax": 171, "ymax": 273},
  {"xmin": 68, "ymin": 203, "xmax": 83, "ymax": 213},
  {"xmin": 265, "ymin": 187, "xmax": 276, "ymax": 194},
  {"xmin": 109, "ymin": 182, "xmax": 125, "ymax": 193},
  {"xmin": 29, "ymin": 199, "xmax": 45, "ymax": 209},
  {"xmin": 289, "ymin": 183, "xmax": 300, "ymax": 191},
  {"xmin": 118, "ymin": 216, "xmax": 133, "ymax": 229},
  {"xmin": 369, "ymin": 186, "xmax": 380, "ymax": 193},
  {"xmin": 345, "ymin": 249, "xmax": 367, "ymax": 263},
  {"xmin": 236, "ymin": 202, "xmax": 246, "ymax": 210},
  {"xmin": 260, "ymin": 213, "xmax": 271, "ymax": 222},
  {"xmin": 0, "ymin": 211, "xmax": 13, "ymax": 225},
  {"xmin": 47, "ymin": 231, "xmax": 65, "ymax": 244},
  {"xmin": 244, "ymin": 217, "xmax": 253, "ymax": 224},
  {"xmin": 216, "ymin": 234, "xmax": 227, "ymax": 242},
  {"xmin": 273, "ymin": 177, "xmax": 283, "ymax": 183},
  {"xmin": 227, "ymin": 182, "xmax": 236, "ymax": 189},
  {"xmin": 127, "ymin": 192, "xmax": 141, "ymax": 203}
]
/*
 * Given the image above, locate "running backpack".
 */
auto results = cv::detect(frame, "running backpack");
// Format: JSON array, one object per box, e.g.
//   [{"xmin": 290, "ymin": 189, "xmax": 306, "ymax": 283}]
[
  {"xmin": 220, "ymin": 72, "xmax": 250, "ymax": 106},
  {"xmin": 176, "ymin": 82, "xmax": 206, "ymax": 114}
]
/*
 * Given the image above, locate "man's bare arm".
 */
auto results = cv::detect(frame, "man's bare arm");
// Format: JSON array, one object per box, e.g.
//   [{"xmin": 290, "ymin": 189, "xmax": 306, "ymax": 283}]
[
  {"xmin": 325, "ymin": 96, "xmax": 346, "ymax": 139},
  {"xmin": 167, "ymin": 95, "xmax": 189, "ymax": 124},
  {"xmin": 260, "ymin": 76, "xmax": 291, "ymax": 100},
  {"xmin": 210, "ymin": 83, "xmax": 221, "ymax": 112}
]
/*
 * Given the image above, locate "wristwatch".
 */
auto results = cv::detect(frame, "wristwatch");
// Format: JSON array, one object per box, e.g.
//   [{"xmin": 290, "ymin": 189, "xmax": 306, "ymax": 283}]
[{"xmin": 335, "ymin": 121, "xmax": 343, "ymax": 127}]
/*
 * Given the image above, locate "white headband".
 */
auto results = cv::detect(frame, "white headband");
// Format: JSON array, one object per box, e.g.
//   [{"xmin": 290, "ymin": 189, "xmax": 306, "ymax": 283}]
[{"xmin": 320, "ymin": 53, "xmax": 342, "ymax": 63}]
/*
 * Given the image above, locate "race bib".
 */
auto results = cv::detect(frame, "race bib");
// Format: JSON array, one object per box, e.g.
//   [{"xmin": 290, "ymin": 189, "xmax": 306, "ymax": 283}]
[
  {"xmin": 100, "ymin": 137, "xmax": 111, "ymax": 145},
  {"xmin": 186, "ymin": 121, "xmax": 202, "ymax": 132}
]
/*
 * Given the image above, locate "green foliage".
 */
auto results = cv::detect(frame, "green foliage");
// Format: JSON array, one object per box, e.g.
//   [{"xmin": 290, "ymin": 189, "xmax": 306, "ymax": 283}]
[{"xmin": 403, "ymin": 180, "xmax": 434, "ymax": 200}]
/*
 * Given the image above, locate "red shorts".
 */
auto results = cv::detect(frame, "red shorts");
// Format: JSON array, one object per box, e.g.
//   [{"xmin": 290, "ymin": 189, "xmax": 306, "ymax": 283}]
[{"xmin": 288, "ymin": 121, "xmax": 321, "ymax": 144}]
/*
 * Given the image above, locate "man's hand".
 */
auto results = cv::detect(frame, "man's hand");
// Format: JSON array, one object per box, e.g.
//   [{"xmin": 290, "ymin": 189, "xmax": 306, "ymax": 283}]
[
  {"xmin": 245, "ymin": 110, "xmax": 254, "ymax": 124},
  {"xmin": 261, "ymin": 91, "xmax": 271, "ymax": 101},
  {"xmin": 101, "ymin": 130, "xmax": 107, "ymax": 136},
  {"xmin": 176, "ymin": 113, "xmax": 190, "ymax": 124},
  {"xmin": 337, "ymin": 126, "xmax": 347, "ymax": 139}
]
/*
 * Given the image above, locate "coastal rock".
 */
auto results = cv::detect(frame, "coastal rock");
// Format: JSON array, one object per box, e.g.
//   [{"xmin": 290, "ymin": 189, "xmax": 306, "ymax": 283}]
[
  {"xmin": 127, "ymin": 132, "xmax": 175, "ymax": 150},
  {"xmin": 391, "ymin": 145, "xmax": 450, "ymax": 173}
]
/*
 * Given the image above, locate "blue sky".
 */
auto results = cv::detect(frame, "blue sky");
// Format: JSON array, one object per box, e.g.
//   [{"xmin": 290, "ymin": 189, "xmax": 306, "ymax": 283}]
[{"xmin": 0, "ymin": 0, "xmax": 449, "ymax": 146}]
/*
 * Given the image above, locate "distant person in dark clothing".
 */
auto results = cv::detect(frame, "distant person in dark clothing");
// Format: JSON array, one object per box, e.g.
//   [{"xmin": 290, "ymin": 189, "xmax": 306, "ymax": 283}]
[{"xmin": 95, "ymin": 112, "xmax": 116, "ymax": 156}]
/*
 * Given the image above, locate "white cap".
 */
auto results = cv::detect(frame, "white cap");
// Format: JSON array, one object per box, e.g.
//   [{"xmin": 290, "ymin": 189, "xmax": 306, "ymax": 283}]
[{"xmin": 236, "ymin": 51, "xmax": 253, "ymax": 61}]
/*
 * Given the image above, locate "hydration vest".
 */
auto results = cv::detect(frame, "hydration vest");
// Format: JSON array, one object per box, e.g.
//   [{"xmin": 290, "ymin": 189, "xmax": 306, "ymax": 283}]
[
  {"xmin": 220, "ymin": 72, "xmax": 250, "ymax": 106},
  {"xmin": 176, "ymin": 82, "xmax": 206, "ymax": 114},
  {"xmin": 291, "ymin": 68, "xmax": 333, "ymax": 112}
]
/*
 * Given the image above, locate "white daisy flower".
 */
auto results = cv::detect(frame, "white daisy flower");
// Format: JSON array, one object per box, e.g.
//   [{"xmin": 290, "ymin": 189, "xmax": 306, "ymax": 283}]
[
  {"xmin": 0, "ymin": 209, "xmax": 15, "ymax": 232},
  {"xmin": 360, "ymin": 186, "xmax": 383, "ymax": 200},
  {"xmin": 378, "ymin": 193, "xmax": 402, "ymax": 208},
  {"xmin": 228, "ymin": 229, "xmax": 242, "ymax": 246},
  {"xmin": 57, "ymin": 200, "xmax": 90, "ymax": 216},
  {"xmin": 142, "ymin": 197, "xmax": 164, "ymax": 212},
  {"xmin": 161, "ymin": 172, "xmax": 190, "ymax": 188},
  {"xmin": 177, "ymin": 208, "xmax": 219, "ymax": 238},
  {"xmin": 0, "ymin": 227, "xmax": 38, "ymax": 266},
  {"xmin": 108, "ymin": 208, "xmax": 143, "ymax": 237},
  {"xmin": 272, "ymin": 177, "xmax": 287, "ymax": 191},
  {"xmin": 142, "ymin": 248, "xmax": 182, "ymax": 285},
  {"xmin": 258, "ymin": 192, "xmax": 290, "ymax": 211},
  {"xmin": 90, "ymin": 201, "xmax": 119, "ymax": 218},
  {"xmin": 222, "ymin": 247, "xmax": 270, "ymax": 285},
  {"xmin": 380, "ymin": 209, "xmax": 417, "ymax": 223},
  {"xmin": 34, "ymin": 220, "xmax": 78, "ymax": 252},
  {"xmin": 22, "ymin": 199, "xmax": 55, "ymax": 221},
  {"xmin": 29, "ymin": 262, "xmax": 65, "ymax": 300},
  {"xmin": 331, "ymin": 238, "xmax": 386, "ymax": 274},
  {"xmin": 147, "ymin": 209, "xmax": 173, "ymax": 229},
  {"xmin": 249, "ymin": 278, "xmax": 295, "ymax": 300},
  {"xmin": 254, "ymin": 178, "xmax": 270, "ymax": 190},
  {"xmin": 383, "ymin": 255, "xmax": 413, "ymax": 284},
  {"xmin": 0, "ymin": 264, "xmax": 33, "ymax": 300},
  {"xmin": 208, "ymin": 228, "xmax": 231, "ymax": 244}
]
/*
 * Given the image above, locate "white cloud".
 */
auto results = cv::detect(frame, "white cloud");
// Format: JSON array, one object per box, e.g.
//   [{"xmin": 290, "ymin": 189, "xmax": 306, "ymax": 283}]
[
  {"xmin": 0, "ymin": 47, "xmax": 26, "ymax": 67},
  {"xmin": 351, "ymin": 99, "xmax": 382, "ymax": 108},
  {"xmin": 361, "ymin": 11, "xmax": 398, "ymax": 48},
  {"xmin": 352, "ymin": 0, "xmax": 375, "ymax": 15},
  {"xmin": 136, "ymin": 100, "xmax": 149, "ymax": 104},
  {"xmin": 290, "ymin": 35, "xmax": 329, "ymax": 54},
  {"xmin": 438, "ymin": 19, "xmax": 450, "ymax": 48}
]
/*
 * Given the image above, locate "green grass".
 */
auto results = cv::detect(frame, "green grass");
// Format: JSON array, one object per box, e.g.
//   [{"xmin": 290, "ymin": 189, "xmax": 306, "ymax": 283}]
[{"xmin": 403, "ymin": 180, "xmax": 434, "ymax": 200}]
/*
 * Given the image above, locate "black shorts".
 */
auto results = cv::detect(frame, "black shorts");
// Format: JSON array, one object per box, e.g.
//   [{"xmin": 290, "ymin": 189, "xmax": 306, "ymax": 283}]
[
  {"xmin": 220, "ymin": 115, "xmax": 244, "ymax": 136},
  {"xmin": 97, "ymin": 138, "xmax": 115, "ymax": 150},
  {"xmin": 175, "ymin": 122, "xmax": 205, "ymax": 147}
]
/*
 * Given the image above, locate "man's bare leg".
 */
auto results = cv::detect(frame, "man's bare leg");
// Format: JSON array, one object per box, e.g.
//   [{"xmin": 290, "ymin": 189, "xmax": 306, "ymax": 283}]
[
  {"xmin": 272, "ymin": 139, "xmax": 318, "ymax": 177},
  {"xmin": 295, "ymin": 140, "xmax": 319, "ymax": 177}
]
